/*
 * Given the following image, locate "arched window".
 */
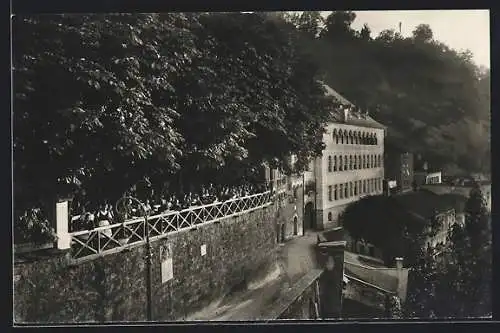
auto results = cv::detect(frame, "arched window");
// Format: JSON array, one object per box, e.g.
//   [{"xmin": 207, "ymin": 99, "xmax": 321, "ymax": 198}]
[
  {"xmin": 348, "ymin": 130, "xmax": 353, "ymax": 144},
  {"xmin": 333, "ymin": 156, "xmax": 338, "ymax": 171},
  {"xmin": 340, "ymin": 132, "xmax": 344, "ymax": 144},
  {"xmin": 362, "ymin": 132, "xmax": 366, "ymax": 145},
  {"xmin": 343, "ymin": 130, "xmax": 348, "ymax": 144},
  {"xmin": 374, "ymin": 134, "xmax": 378, "ymax": 145},
  {"xmin": 371, "ymin": 155, "xmax": 374, "ymax": 168},
  {"xmin": 362, "ymin": 155, "xmax": 366, "ymax": 169},
  {"xmin": 353, "ymin": 155, "xmax": 357, "ymax": 170},
  {"xmin": 349, "ymin": 182, "xmax": 353, "ymax": 197},
  {"xmin": 354, "ymin": 182, "xmax": 358, "ymax": 195},
  {"xmin": 339, "ymin": 184, "xmax": 344, "ymax": 199},
  {"xmin": 332, "ymin": 129, "xmax": 336, "ymax": 143},
  {"xmin": 354, "ymin": 132, "xmax": 359, "ymax": 145},
  {"xmin": 339, "ymin": 156, "xmax": 343, "ymax": 171},
  {"xmin": 328, "ymin": 212, "xmax": 332, "ymax": 221},
  {"xmin": 334, "ymin": 185, "xmax": 338, "ymax": 200},
  {"xmin": 344, "ymin": 183, "xmax": 348, "ymax": 198},
  {"xmin": 328, "ymin": 156, "xmax": 332, "ymax": 172},
  {"xmin": 363, "ymin": 180, "xmax": 366, "ymax": 193},
  {"xmin": 358, "ymin": 131, "xmax": 362, "ymax": 144},
  {"xmin": 328, "ymin": 185, "xmax": 332, "ymax": 201},
  {"xmin": 334, "ymin": 129, "xmax": 339, "ymax": 144},
  {"xmin": 344, "ymin": 155, "xmax": 348, "ymax": 170},
  {"xmin": 349, "ymin": 155, "xmax": 353, "ymax": 170}
]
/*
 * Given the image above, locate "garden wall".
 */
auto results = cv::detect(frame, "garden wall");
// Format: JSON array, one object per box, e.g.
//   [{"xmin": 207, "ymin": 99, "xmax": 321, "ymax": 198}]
[{"xmin": 14, "ymin": 204, "xmax": 278, "ymax": 323}]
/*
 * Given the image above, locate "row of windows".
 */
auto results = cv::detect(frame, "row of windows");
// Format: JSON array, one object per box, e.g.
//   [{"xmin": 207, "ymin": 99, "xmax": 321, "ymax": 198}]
[
  {"xmin": 332, "ymin": 129, "xmax": 378, "ymax": 145},
  {"xmin": 327, "ymin": 154, "xmax": 382, "ymax": 172},
  {"xmin": 327, "ymin": 178, "xmax": 382, "ymax": 202}
]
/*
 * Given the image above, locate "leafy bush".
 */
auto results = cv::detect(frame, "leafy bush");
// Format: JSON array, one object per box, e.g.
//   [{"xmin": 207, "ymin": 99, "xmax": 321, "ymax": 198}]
[{"xmin": 14, "ymin": 208, "xmax": 56, "ymax": 245}]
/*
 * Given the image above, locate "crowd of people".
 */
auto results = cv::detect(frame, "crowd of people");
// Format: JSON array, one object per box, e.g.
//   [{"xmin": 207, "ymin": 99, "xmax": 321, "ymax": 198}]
[{"xmin": 70, "ymin": 182, "xmax": 272, "ymax": 233}]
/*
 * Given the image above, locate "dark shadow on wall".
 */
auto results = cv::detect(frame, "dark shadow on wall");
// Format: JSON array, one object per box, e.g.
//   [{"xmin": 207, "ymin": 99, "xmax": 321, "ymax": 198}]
[{"xmin": 304, "ymin": 202, "xmax": 315, "ymax": 231}]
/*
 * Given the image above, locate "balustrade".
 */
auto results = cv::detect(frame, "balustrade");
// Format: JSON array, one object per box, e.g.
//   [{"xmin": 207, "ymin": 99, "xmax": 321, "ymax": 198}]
[{"xmin": 69, "ymin": 191, "xmax": 273, "ymax": 262}]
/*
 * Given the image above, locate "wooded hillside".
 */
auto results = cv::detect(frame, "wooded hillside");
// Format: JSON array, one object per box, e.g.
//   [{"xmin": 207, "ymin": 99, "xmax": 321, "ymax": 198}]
[{"xmin": 281, "ymin": 11, "xmax": 490, "ymax": 175}]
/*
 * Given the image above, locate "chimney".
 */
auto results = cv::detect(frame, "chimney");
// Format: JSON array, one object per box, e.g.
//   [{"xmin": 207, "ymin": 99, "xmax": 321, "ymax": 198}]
[
  {"xmin": 395, "ymin": 257, "xmax": 403, "ymax": 270},
  {"xmin": 343, "ymin": 107, "xmax": 349, "ymax": 122}
]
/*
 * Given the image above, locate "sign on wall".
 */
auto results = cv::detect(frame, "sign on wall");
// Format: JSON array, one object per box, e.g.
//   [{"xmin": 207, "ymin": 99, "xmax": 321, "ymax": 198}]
[
  {"xmin": 201, "ymin": 244, "xmax": 207, "ymax": 256},
  {"xmin": 160, "ymin": 243, "xmax": 173, "ymax": 283}
]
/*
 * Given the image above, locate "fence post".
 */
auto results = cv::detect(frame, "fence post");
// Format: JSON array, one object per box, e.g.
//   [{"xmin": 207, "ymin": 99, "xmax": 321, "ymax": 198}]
[{"xmin": 55, "ymin": 198, "xmax": 72, "ymax": 250}]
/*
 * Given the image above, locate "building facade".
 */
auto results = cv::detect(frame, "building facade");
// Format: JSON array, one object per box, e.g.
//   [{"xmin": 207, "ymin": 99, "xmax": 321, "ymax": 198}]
[
  {"xmin": 384, "ymin": 146, "xmax": 414, "ymax": 194},
  {"xmin": 304, "ymin": 84, "xmax": 386, "ymax": 230},
  {"xmin": 414, "ymin": 171, "xmax": 442, "ymax": 186}
]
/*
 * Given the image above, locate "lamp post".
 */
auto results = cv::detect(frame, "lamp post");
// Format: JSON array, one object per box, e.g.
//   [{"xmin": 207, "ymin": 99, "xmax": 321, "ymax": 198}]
[{"xmin": 115, "ymin": 194, "xmax": 153, "ymax": 321}]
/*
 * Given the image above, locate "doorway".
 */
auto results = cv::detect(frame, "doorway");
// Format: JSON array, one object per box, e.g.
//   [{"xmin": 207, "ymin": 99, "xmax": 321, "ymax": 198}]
[
  {"xmin": 293, "ymin": 216, "xmax": 298, "ymax": 235},
  {"xmin": 304, "ymin": 202, "xmax": 315, "ymax": 231}
]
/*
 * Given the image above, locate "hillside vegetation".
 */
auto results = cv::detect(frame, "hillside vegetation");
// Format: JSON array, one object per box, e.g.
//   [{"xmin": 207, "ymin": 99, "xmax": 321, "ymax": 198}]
[{"xmin": 281, "ymin": 11, "xmax": 490, "ymax": 175}]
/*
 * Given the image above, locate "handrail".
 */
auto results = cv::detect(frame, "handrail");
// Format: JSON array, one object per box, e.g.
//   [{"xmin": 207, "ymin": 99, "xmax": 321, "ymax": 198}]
[{"xmin": 68, "ymin": 191, "xmax": 274, "ymax": 262}]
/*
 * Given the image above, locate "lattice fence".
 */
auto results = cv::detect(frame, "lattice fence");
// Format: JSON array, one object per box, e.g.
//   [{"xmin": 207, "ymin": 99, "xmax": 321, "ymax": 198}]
[{"xmin": 69, "ymin": 191, "xmax": 274, "ymax": 263}]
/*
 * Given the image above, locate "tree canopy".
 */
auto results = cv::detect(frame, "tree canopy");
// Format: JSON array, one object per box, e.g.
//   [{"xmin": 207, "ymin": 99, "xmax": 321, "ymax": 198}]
[{"xmin": 13, "ymin": 12, "xmax": 335, "ymax": 240}]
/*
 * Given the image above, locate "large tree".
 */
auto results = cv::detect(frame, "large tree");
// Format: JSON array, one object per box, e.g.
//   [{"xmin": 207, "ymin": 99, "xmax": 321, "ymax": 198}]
[{"xmin": 13, "ymin": 12, "xmax": 335, "ymax": 241}]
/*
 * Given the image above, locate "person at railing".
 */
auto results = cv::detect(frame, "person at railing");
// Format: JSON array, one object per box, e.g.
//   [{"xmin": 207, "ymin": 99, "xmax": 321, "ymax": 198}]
[
  {"xmin": 144, "ymin": 199, "xmax": 152, "ymax": 214},
  {"xmin": 69, "ymin": 179, "xmax": 273, "ymax": 229},
  {"xmin": 96, "ymin": 202, "xmax": 113, "ymax": 239},
  {"xmin": 71, "ymin": 206, "xmax": 95, "ymax": 234}
]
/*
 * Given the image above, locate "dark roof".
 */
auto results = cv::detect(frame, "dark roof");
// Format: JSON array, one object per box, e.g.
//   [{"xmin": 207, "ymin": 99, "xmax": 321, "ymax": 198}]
[
  {"xmin": 392, "ymin": 190, "xmax": 454, "ymax": 219},
  {"xmin": 320, "ymin": 82, "xmax": 386, "ymax": 130},
  {"xmin": 438, "ymin": 193, "xmax": 467, "ymax": 214}
]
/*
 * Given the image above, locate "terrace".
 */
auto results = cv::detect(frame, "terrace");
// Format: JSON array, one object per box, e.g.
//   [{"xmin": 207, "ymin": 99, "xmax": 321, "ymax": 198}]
[{"xmin": 69, "ymin": 191, "xmax": 276, "ymax": 263}]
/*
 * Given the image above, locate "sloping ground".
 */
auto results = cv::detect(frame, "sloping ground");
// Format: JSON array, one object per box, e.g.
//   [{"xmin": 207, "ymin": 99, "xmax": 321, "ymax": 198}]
[{"xmin": 186, "ymin": 232, "xmax": 320, "ymax": 321}]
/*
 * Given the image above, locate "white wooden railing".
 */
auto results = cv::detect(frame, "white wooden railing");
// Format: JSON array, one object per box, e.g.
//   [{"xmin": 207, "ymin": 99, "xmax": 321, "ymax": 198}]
[{"xmin": 69, "ymin": 191, "xmax": 275, "ymax": 263}]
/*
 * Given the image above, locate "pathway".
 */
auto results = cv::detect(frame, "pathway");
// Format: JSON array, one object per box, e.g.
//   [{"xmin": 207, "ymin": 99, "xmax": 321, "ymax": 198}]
[{"xmin": 186, "ymin": 231, "xmax": 320, "ymax": 321}]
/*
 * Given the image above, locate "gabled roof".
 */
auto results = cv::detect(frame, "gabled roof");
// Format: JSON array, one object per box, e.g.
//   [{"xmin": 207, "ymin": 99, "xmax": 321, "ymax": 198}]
[{"xmin": 320, "ymin": 82, "xmax": 386, "ymax": 130}]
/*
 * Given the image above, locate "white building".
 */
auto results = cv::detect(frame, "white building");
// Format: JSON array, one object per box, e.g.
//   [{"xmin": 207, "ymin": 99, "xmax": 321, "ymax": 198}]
[{"xmin": 304, "ymin": 84, "xmax": 386, "ymax": 230}]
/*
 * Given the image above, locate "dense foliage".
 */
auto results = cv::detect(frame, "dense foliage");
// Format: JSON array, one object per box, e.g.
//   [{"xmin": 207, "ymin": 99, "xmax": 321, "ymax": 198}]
[
  {"xmin": 283, "ymin": 11, "xmax": 490, "ymax": 175},
  {"xmin": 13, "ymin": 13, "xmax": 335, "ymax": 241},
  {"xmin": 405, "ymin": 184, "xmax": 491, "ymax": 318}
]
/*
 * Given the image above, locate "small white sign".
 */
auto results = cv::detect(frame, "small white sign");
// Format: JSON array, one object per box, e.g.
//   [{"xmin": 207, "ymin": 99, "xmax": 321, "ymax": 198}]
[
  {"xmin": 388, "ymin": 180, "xmax": 397, "ymax": 189},
  {"xmin": 201, "ymin": 244, "xmax": 207, "ymax": 256},
  {"xmin": 161, "ymin": 258, "xmax": 173, "ymax": 283},
  {"xmin": 14, "ymin": 275, "xmax": 21, "ymax": 283}
]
